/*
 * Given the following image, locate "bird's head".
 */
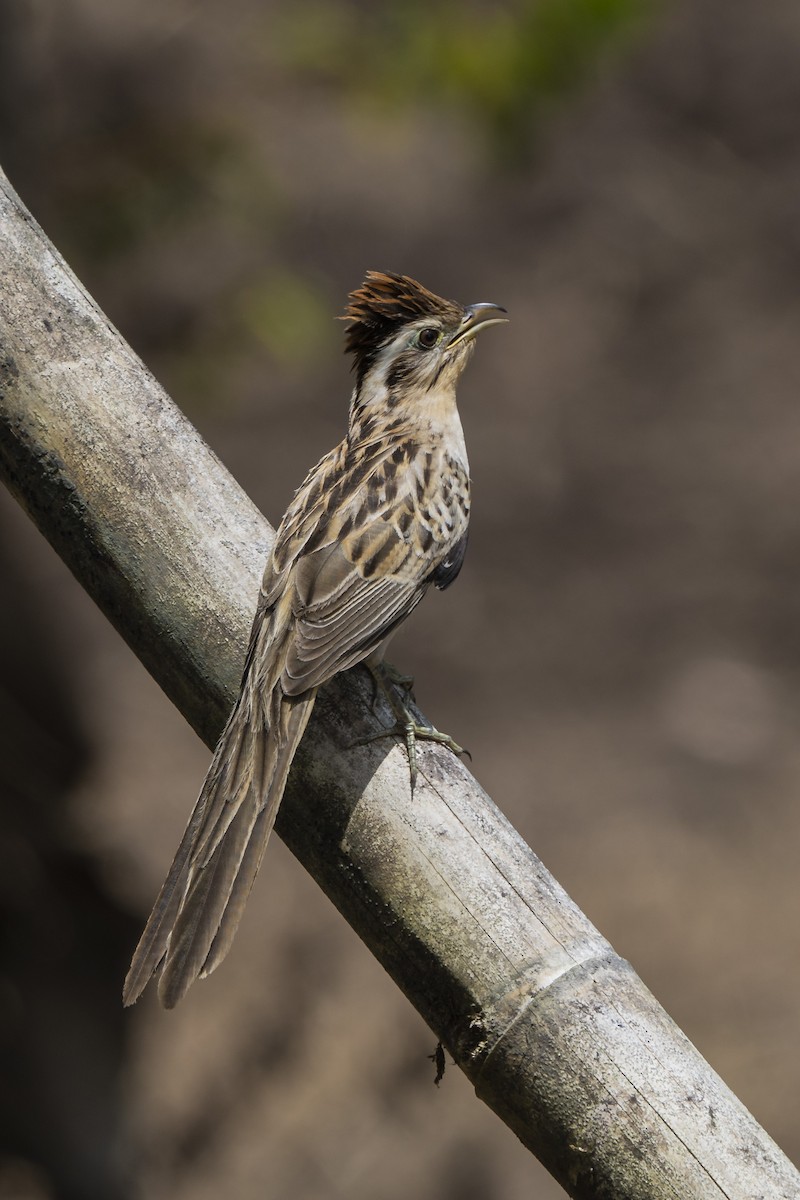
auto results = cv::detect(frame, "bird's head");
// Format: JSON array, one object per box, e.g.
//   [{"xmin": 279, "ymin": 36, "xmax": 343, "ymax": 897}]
[{"xmin": 343, "ymin": 271, "xmax": 507, "ymax": 417}]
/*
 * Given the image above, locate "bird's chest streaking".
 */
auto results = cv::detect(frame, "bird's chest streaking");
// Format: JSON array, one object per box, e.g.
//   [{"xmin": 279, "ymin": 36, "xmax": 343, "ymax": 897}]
[{"xmin": 361, "ymin": 435, "xmax": 470, "ymax": 590}]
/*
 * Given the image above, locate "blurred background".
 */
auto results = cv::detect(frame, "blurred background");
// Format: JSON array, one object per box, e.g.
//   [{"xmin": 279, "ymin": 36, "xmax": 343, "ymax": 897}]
[{"xmin": 2, "ymin": 0, "xmax": 800, "ymax": 1196}]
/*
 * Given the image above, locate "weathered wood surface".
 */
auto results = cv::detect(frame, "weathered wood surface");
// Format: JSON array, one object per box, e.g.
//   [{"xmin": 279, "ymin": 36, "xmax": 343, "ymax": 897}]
[{"xmin": 1, "ymin": 165, "xmax": 797, "ymax": 1200}]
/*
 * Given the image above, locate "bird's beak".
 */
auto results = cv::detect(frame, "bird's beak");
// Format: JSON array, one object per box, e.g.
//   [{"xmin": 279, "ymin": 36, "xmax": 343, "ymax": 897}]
[{"xmin": 448, "ymin": 302, "xmax": 509, "ymax": 348}]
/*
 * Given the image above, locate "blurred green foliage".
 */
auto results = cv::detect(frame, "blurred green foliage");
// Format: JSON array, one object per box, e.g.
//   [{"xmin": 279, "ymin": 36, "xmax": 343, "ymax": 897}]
[
  {"xmin": 0, "ymin": 0, "xmax": 654, "ymax": 393},
  {"xmin": 238, "ymin": 270, "xmax": 337, "ymax": 365},
  {"xmin": 275, "ymin": 0, "xmax": 652, "ymax": 161}
]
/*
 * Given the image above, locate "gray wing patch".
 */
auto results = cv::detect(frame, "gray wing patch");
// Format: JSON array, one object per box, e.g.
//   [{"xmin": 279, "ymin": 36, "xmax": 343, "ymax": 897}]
[{"xmin": 281, "ymin": 536, "xmax": 427, "ymax": 695}]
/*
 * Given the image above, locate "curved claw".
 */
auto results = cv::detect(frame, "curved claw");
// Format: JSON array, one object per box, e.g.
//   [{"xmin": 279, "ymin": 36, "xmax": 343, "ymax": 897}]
[
  {"xmin": 350, "ymin": 718, "xmax": 465, "ymax": 793},
  {"xmin": 356, "ymin": 660, "xmax": 466, "ymax": 793}
]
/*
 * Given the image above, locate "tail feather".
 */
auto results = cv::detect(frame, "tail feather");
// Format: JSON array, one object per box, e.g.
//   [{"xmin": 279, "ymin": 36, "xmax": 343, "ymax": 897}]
[
  {"xmin": 123, "ymin": 685, "xmax": 316, "ymax": 1008},
  {"xmin": 157, "ymin": 797, "xmax": 256, "ymax": 1008},
  {"xmin": 189, "ymin": 708, "xmax": 262, "ymax": 871},
  {"xmin": 199, "ymin": 800, "xmax": 275, "ymax": 983},
  {"xmin": 200, "ymin": 693, "xmax": 315, "ymax": 982},
  {"xmin": 120, "ymin": 730, "xmax": 237, "ymax": 1007}
]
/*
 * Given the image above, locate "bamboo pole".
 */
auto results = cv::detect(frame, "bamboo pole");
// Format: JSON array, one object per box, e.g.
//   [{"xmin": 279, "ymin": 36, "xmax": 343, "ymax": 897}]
[{"xmin": 1, "ymin": 165, "xmax": 797, "ymax": 1200}]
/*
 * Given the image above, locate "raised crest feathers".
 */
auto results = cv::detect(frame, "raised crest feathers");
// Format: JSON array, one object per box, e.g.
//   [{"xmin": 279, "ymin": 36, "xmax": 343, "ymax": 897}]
[{"xmin": 343, "ymin": 271, "xmax": 463, "ymax": 370}]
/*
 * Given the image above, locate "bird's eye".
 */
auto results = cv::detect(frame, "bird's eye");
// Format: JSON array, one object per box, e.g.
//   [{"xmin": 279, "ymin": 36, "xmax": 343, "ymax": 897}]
[{"xmin": 416, "ymin": 327, "xmax": 442, "ymax": 350}]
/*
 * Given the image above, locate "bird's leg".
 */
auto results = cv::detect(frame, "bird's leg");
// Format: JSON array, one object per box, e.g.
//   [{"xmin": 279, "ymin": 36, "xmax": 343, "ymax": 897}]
[
  {"xmin": 365, "ymin": 659, "xmax": 414, "ymax": 711},
  {"xmin": 377, "ymin": 661, "xmax": 416, "ymax": 699},
  {"xmin": 355, "ymin": 660, "xmax": 465, "ymax": 792}
]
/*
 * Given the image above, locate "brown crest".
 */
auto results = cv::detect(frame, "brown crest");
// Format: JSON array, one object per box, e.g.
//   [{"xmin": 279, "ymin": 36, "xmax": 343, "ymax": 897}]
[{"xmin": 343, "ymin": 271, "xmax": 463, "ymax": 379}]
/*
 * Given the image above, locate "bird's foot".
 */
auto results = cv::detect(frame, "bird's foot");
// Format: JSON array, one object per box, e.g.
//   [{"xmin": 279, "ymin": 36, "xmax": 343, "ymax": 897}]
[
  {"xmin": 353, "ymin": 719, "xmax": 466, "ymax": 793},
  {"xmin": 356, "ymin": 661, "xmax": 465, "ymax": 791}
]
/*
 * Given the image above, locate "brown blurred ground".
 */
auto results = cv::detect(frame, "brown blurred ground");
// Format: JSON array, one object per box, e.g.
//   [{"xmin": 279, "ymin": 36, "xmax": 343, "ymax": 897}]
[{"xmin": 1, "ymin": 0, "xmax": 800, "ymax": 1197}]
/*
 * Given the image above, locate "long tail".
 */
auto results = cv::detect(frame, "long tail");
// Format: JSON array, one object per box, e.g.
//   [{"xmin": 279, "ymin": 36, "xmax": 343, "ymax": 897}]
[{"xmin": 123, "ymin": 682, "xmax": 317, "ymax": 1009}]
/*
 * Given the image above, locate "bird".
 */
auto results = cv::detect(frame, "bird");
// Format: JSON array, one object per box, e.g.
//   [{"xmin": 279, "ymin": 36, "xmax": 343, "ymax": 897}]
[{"xmin": 123, "ymin": 270, "xmax": 507, "ymax": 1008}]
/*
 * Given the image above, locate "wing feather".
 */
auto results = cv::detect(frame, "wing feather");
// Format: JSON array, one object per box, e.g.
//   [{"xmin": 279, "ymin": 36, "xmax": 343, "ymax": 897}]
[
  {"xmin": 253, "ymin": 433, "xmax": 468, "ymax": 700},
  {"xmin": 281, "ymin": 522, "xmax": 432, "ymax": 695}
]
